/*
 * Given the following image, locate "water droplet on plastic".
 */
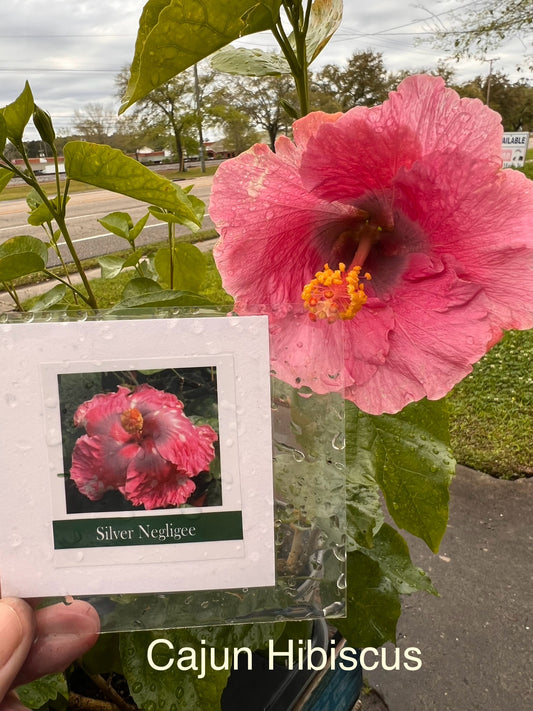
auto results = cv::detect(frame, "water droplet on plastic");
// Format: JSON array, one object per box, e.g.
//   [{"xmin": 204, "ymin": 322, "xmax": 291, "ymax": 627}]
[
  {"xmin": 337, "ymin": 573, "xmax": 347, "ymax": 590},
  {"xmin": 292, "ymin": 449, "xmax": 305, "ymax": 462},
  {"xmin": 5, "ymin": 393, "xmax": 17, "ymax": 408},
  {"xmin": 8, "ymin": 533, "xmax": 22, "ymax": 547},
  {"xmin": 331, "ymin": 433, "xmax": 345, "ymax": 450},
  {"xmin": 46, "ymin": 428, "xmax": 62, "ymax": 446},
  {"xmin": 132, "ymin": 682, "xmax": 143, "ymax": 694}
]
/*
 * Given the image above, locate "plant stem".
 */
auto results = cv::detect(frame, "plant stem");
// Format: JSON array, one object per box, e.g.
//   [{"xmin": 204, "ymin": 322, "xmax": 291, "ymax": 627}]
[
  {"xmin": 41, "ymin": 269, "xmax": 92, "ymax": 306},
  {"xmin": 52, "ymin": 213, "xmax": 98, "ymax": 309},
  {"xmin": 1, "ymin": 281, "xmax": 24, "ymax": 311},
  {"xmin": 1, "ymin": 150, "xmax": 98, "ymax": 309},
  {"xmin": 272, "ymin": 0, "xmax": 311, "ymax": 117}
]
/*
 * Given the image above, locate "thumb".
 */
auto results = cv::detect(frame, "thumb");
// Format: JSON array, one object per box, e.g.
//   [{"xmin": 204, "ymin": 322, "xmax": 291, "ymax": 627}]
[{"xmin": 0, "ymin": 599, "xmax": 34, "ymax": 702}]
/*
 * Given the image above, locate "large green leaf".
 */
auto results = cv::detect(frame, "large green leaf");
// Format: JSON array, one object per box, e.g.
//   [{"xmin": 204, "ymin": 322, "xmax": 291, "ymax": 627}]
[
  {"xmin": 63, "ymin": 142, "xmax": 201, "ymax": 226},
  {"xmin": 120, "ymin": 622, "xmax": 283, "ymax": 711},
  {"xmin": 121, "ymin": 0, "xmax": 283, "ymax": 110},
  {"xmin": 28, "ymin": 284, "xmax": 68, "ymax": 312},
  {"xmin": 1, "ymin": 82, "xmax": 34, "ymax": 144},
  {"xmin": 346, "ymin": 483, "xmax": 383, "ymax": 549},
  {"xmin": 304, "ymin": 0, "xmax": 343, "ymax": 62},
  {"xmin": 154, "ymin": 243, "xmax": 207, "ymax": 292},
  {"xmin": 363, "ymin": 523, "xmax": 437, "ymax": 596},
  {"xmin": 0, "ymin": 235, "xmax": 48, "ymax": 281},
  {"xmin": 16, "ymin": 673, "xmax": 68, "ymax": 709},
  {"xmin": 211, "ymin": 45, "xmax": 290, "ymax": 76},
  {"xmin": 345, "ymin": 399, "xmax": 455, "ymax": 553},
  {"xmin": 334, "ymin": 550, "xmax": 401, "ymax": 648}
]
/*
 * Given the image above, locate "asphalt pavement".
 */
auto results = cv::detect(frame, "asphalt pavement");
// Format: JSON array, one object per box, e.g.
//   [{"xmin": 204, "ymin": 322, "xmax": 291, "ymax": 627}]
[{"xmin": 360, "ymin": 464, "xmax": 533, "ymax": 711}]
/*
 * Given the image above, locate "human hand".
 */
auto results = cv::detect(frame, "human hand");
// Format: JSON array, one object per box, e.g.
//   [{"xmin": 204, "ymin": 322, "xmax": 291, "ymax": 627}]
[{"xmin": 0, "ymin": 597, "xmax": 100, "ymax": 711}]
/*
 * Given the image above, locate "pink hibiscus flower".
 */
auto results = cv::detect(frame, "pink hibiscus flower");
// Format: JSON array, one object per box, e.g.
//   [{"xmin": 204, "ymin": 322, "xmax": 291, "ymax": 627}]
[
  {"xmin": 210, "ymin": 74, "xmax": 533, "ymax": 414},
  {"xmin": 70, "ymin": 384, "xmax": 218, "ymax": 509}
]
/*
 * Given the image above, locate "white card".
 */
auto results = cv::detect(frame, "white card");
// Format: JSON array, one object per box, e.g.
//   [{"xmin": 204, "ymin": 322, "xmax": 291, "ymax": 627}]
[{"xmin": 0, "ymin": 315, "xmax": 275, "ymax": 597}]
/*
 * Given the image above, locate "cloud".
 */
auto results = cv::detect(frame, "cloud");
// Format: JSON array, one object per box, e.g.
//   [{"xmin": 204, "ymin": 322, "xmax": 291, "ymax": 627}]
[{"xmin": 1, "ymin": 0, "xmax": 528, "ymax": 139}]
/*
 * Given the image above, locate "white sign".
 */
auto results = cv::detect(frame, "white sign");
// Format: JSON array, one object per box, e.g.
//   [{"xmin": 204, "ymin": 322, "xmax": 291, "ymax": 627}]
[
  {"xmin": 501, "ymin": 132, "xmax": 529, "ymax": 168},
  {"xmin": 0, "ymin": 315, "xmax": 275, "ymax": 597}
]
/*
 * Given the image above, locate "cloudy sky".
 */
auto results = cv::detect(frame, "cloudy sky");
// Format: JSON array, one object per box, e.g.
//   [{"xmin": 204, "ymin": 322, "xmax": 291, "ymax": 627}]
[{"xmin": 1, "ymin": 0, "xmax": 529, "ymax": 138}]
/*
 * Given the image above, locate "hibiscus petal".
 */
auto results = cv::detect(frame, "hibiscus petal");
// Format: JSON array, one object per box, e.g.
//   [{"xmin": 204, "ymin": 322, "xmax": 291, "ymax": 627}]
[
  {"xmin": 123, "ymin": 445, "xmax": 196, "ymax": 509},
  {"xmin": 129, "ymin": 383, "xmax": 184, "ymax": 414},
  {"xmin": 300, "ymin": 75, "xmax": 503, "ymax": 203},
  {"xmin": 142, "ymin": 408, "xmax": 217, "ymax": 477},
  {"xmin": 211, "ymin": 144, "xmax": 377, "ymax": 305},
  {"xmin": 74, "ymin": 386, "xmax": 132, "ymax": 443},
  {"xmin": 70, "ymin": 435, "xmax": 139, "ymax": 500}
]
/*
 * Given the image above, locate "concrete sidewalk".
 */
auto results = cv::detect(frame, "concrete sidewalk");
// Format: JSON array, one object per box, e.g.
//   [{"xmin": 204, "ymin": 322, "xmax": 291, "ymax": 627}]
[{"xmin": 361, "ymin": 465, "xmax": 533, "ymax": 711}]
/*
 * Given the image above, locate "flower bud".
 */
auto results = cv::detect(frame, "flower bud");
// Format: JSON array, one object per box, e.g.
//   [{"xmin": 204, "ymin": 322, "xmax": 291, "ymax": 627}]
[{"xmin": 32, "ymin": 105, "xmax": 56, "ymax": 147}]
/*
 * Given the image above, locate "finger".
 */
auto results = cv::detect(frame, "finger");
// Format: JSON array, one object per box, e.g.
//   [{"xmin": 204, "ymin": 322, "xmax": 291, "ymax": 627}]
[
  {"xmin": 0, "ymin": 599, "xmax": 35, "ymax": 701},
  {"xmin": 0, "ymin": 690, "xmax": 30, "ymax": 711},
  {"xmin": 12, "ymin": 600, "xmax": 100, "ymax": 688}
]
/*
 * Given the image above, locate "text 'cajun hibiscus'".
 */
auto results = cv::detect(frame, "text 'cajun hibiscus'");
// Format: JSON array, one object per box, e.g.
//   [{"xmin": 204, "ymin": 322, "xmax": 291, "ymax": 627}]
[
  {"xmin": 210, "ymin": 74, "xmax": 533, "ymax": 415},
  {"xmin": 70, "ymin": 384, "xmax": 218, "ymax": 509}
]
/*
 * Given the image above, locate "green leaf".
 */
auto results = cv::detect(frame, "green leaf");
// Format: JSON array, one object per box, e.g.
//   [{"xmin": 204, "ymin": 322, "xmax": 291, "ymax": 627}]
[
  {"xmin": 346, "ymin": 483, "xmax": 383, "ymax": 549},
  {"xmin": 99, "ymin": 255, "xmax": 127, "ymax": 280},
  {"xmin": 111, "ymin": 289, "xmax": 212, "ymax": 312},
  {"xmin": 1, "ymin": 82, "xmax": 34, "ymax": 144},
  {"xmin": 64, "ymin": 141, "xmax": 201, "ymax": 226},
  {"xmin": 154, "ymin": 243, "xmax": 206, "ymax": 292},
  {"xmin": 279, "ymin": 98, "xmax": 299, "ymax": 120},
  {"xmin": 304, "ymin": 0, "xmax": 343, "ymax": 63},
  {"xmin": 28, "ymin": 284, "xmax": 68, "ymax": 312},
  {"xmin": 345, "ymin": 399, "xmax": 455, "ymax": 553},
  {"xmin": 81, "ymin": 633, "xmax": 123, "ymax": 675},
  {"xmin": 334, "ymin": 550, "xmax": 401, "ymax": 648},
  {"xmin": 121, "ymin": 276, "xmax": 163, "ymax": 300},
  {"xmin": 130, "ymin": 212, "xmax": 150, "ymax": 240},
  {"xmin": 120, "ymin": 622, "xmax": 285, "ymax": 711},
  {"xmin": 149, "ymin": 198, "xmax": 205, "ymax": 232},
  {"xmin": 16, "ymin": 672, "xmax": 68, "ymax": 709},
  {"xmin": 123, "ymin": 248, "xmax": 145, "ymax": 268},
  {"xmin": 121, "ymin": 0, "xmax": 283, "ymax": 110},
  {"xmin": 211, "ymin": 45, "xmax": 290, "ymax": 76},
  {"xmin": 98, "ymin": 211, "xmax": 134, "ymax": 240},
  {"xmin": 0, "ymin": 235, "xmax": 48, "ymax": 281},
  {"xmin": 363, "ymin": 523, "xmax": 437, "ymax": 596},
  {"xmin": 0, "ymin": 112, "xmax": 7, "ymax": 154},
  {"xmin": 0, "ymin": 167, "xmax": 13, "ymax": 193},
  {"xmin": 121, "ymin": 629, "xmax": 231, "ymax": 710}
]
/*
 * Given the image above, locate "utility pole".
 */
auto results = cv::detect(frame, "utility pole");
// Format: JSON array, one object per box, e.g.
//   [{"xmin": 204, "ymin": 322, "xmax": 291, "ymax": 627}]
[
  {"xmin": 484, "ymin": 57, "xmax": 499, "ymax": 107},
  {"xmin": 193, "ymin": 63, "xmax": 206, "ymax": 173}
]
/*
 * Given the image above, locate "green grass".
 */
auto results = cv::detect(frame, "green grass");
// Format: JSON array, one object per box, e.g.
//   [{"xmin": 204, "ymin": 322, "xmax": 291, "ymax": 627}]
[{"xmin": 448, "ymin": 329, "xmax": 533, "ymax": 479}]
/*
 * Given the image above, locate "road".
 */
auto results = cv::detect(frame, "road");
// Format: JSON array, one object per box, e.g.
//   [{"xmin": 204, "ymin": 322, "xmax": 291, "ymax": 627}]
[{"xmin": 0, "ymin": 174, "xmax": 215, "ymax": 267}]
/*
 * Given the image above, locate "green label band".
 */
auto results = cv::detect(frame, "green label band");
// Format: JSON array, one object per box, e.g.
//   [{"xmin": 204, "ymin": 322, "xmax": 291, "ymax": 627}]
[{"xmin": 53, "ymin": 511, "xmax": 243, "ymax": 550}]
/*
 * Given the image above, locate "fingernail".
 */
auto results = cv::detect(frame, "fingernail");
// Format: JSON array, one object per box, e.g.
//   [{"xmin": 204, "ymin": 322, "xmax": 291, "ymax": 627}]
[{"xmin": 0, "ymin": 603, "xmax": 24, "ymax": 669}]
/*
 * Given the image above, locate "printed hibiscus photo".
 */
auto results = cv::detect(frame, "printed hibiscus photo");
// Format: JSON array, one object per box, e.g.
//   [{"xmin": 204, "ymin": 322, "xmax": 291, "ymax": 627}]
[{"xmin": 57, "ymin": 367, "xmax": 220, "ymax": 514}]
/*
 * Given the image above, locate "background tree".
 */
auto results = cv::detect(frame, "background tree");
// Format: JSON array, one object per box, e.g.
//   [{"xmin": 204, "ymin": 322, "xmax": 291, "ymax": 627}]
[
  {"xmin": 425, "ymin": 0, "xmax": 532, "ymax": 66},
  {"xmin": 208, "ymin": 102, "xmax": 261, "ymax": 154},
  {"xmin": 454, "ymin": 73, "xmax": 533, "ymax": 130},
  {"xmin": 116, "ymin": 65, "xmax": 215, "ymax": 170},
  {"xmin": 214, "ymin": 74, "xmax": 294, "ymax": 151},
  {"xmin": 72, "ymin": 103, "xmax": 117, "ymax": 143},
  {"xmin": 315, "ymin": 50, "xmax": 395, "ymax": 111}
]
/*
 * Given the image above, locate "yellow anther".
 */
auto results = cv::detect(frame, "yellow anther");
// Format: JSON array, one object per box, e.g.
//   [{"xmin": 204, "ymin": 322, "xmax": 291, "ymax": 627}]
[{"xmin": 302, "ymin": 263, "xmax": 370, "ymax": 322}]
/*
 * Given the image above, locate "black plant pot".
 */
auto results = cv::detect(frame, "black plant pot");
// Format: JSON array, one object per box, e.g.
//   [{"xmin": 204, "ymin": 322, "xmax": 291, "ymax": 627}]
[{"xmin": 221, "ymin": 619, "xmax": 362, "ymax": 711}]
